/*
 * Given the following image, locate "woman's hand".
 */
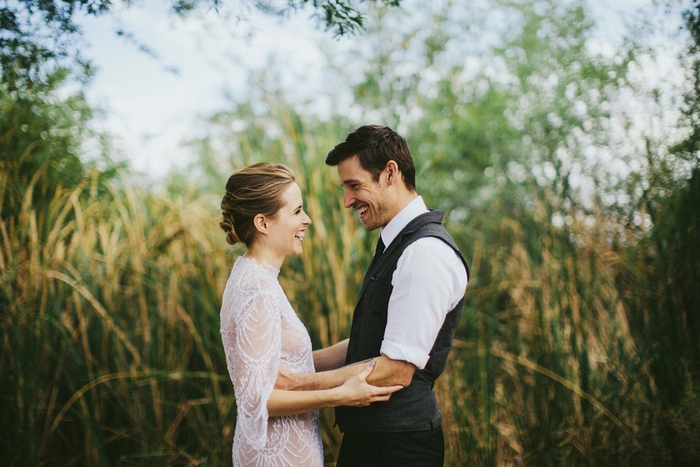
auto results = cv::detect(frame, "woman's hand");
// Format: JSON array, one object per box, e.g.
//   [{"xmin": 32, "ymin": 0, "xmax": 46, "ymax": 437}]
[{"xmin": 335, "ymin": 361, "xmax": 404, "ymax": 407}]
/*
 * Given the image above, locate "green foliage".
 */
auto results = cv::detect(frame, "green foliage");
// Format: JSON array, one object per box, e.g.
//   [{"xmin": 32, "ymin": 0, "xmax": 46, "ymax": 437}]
[
  {"xmin": 259, "ymin": 0, "xmax": 403, "ymax": 36},
  {"xmin": 332, "ymin": 0, "xmax": 700, "ymax": 464},
  {"xmin": 0, "ymin": 63, "xmax": 230, "ymax": 465},
  {"xmin": 677, "ymin": 1, "xmax": 700, "ymax": 156},
  {"xmin": 0, "ymin": 0, "xmax": 404, "ymax": 89},
  {"xmin": 619, "ymin": 164, "xmax": 700, "ymax": 465},
  {"xmin": 0, "ymin": 164, "xmax": 235, "ymax": 466},
  {"xmin": 0, "ymin": 0, "xmax": 111, "ymax": 87},
  {"xmin": 609, "ymin": 4, "xmax": 700, "ymax": 462},
  {"xmin": 0, "ymin": 69, "xmax": 119, "ymax": 229},
  {"xmin": 2, "ymin": 0, "xmax": 700, "ymax": 465}
]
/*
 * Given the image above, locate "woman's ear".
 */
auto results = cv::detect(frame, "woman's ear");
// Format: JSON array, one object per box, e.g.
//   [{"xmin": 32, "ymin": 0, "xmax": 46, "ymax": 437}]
[{"xmin": 253, "ymin": 214, "xmax": 267, "ymax": 234}]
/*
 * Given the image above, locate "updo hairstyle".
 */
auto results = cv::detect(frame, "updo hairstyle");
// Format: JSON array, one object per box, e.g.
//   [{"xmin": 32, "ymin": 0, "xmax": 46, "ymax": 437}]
[{"xmin": 220, "ymin": 162, "xmax": 296, "ymax": 247}]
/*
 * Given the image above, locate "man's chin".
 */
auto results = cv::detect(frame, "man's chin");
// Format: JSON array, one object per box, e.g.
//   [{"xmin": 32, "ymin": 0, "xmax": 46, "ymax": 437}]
[{"xmin": 358, "ymin": 213, "xmax": 378, "ymax": 231}]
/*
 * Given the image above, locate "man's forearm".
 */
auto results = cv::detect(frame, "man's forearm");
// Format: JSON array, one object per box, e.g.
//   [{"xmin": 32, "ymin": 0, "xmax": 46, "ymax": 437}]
[
  {"xmin": 277, "ymin": 354, "xmax": 415, "ymax": 391},
  {"xmin": 277, "ymin": 363, "xmax": 365, "ymax": 391},
  {"xmin": 312, "ymin": 339, "xmax": 349, "ymax": 372},
  {"xmin": 364, "ymin": 355, "xmax": 415, "ymax": 388}
]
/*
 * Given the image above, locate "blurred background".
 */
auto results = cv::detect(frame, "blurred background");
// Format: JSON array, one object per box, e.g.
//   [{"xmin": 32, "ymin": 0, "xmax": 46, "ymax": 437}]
[{"xmin": 2, "ymin": 0, "xmax": 699, "ymax": 465}]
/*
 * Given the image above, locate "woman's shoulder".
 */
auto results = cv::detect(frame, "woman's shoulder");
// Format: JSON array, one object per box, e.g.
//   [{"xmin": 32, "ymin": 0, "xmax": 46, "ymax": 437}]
[{"xmin": 222, "ymin": 257, "xmax": 281, "ymax": 324}]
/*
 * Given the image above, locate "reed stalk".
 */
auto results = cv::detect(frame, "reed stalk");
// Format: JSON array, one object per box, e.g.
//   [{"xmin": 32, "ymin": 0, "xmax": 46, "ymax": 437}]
[{"xmin": 3, "ymin": 96, "xmax": 699, "ymax": 466}]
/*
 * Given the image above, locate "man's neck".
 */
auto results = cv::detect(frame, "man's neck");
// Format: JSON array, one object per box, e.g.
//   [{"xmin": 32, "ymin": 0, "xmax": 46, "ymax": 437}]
[
  {"xmin": 386, "ymin": 190, "xmax": 418, "ymax": 222},
  {"xmin": 380, "ymin": 194, "xmax": 427, "ymax": 247}
]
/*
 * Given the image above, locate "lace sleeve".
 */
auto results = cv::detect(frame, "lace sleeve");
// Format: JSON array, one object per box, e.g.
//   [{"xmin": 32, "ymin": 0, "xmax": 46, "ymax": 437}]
[{"xmin": 224, "ymin": 288, "xmax": 282, "ymax": 449}]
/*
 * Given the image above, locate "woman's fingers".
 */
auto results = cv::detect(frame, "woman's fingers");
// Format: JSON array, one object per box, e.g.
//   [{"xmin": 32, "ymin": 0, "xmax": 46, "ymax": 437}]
[
  {"xmin": 383, "ymin": 384, "xmax": 404, "ymax": 395},
  {"xmin": 372, "ymin": 384, "xmax": 403, "ymax": 399},
  {"xmin": 359, "ymin": 384, "xmax": 404, "ymax": 406},
  {"xmin": 343, "ymin": 361, "xmax": 406, "ymax": 406},
  {"xmin": 356, "ymin": 361, "xmax": 376, "ymax": 382}
]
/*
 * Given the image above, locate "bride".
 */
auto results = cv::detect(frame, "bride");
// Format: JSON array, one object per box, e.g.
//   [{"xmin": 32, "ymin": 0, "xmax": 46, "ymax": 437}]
[{"xmin": 219, "ymin": 162, "xmax": 401, "ymax": 466}]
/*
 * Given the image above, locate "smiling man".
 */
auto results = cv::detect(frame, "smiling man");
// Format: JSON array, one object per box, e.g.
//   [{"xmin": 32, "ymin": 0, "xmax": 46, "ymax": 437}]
[{"xmin": 325, "ymin": 125, "xmax": 470, "ymax": 467}]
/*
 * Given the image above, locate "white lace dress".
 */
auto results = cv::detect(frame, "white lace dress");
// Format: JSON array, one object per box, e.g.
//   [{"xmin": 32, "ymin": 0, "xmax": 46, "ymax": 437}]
[{"xmin": 220, "ymin": 256, "xmax": 324, "ymax": 467}]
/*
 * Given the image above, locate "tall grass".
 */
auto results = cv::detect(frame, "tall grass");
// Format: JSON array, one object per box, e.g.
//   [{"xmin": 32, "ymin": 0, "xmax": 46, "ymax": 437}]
[
  {"xmin": 1, "ymin": 169, "xmax": 235, "ymax": 466},
  {"xmin": 433, "ymin": 175, "xmax": 700, "ymax": 466},
  {"xmin": 3, "ymin": 96, "xmax": 700, "ymax": 466}
]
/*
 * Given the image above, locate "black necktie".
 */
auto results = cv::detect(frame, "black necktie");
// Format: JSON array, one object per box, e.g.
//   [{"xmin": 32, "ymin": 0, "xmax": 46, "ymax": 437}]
[
  {"xmin": 366, "ymin": 235, "xmax": 385, "ymax": 275},
  {"xmin": 360, "ymin": 235, "xmax": 386, "ymax": 294},
  {"xmin": 374, "ymin": 236, "xmax": 385, "ymax": 258}
]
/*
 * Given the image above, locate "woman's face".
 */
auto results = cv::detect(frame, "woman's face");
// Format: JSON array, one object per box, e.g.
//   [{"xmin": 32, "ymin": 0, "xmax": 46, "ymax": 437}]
[{"xmin": 265, "ymin": 182, "xmax": 312, "ymax": 258}]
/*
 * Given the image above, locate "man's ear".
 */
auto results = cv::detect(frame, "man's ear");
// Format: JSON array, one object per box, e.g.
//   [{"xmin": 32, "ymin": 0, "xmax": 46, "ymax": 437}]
[
  {"xmin": 385, "ymin": 160, "xmax": 400, "ymax": 185},
  {"xmin": 253, "ymin": 214, "xmax": 267, "ymax": 234}
]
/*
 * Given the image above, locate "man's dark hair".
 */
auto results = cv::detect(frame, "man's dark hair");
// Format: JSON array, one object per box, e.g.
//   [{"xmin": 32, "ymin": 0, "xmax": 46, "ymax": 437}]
[{"xmin": 325, "ymin": 125, "xmax": 416, "ymax": 191}]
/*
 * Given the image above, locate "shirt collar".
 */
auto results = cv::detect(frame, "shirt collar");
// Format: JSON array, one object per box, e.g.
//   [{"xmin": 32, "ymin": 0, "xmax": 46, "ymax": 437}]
[{"xmin": 380, "ymin": 196, "xmax": 428, "ymax": 248}]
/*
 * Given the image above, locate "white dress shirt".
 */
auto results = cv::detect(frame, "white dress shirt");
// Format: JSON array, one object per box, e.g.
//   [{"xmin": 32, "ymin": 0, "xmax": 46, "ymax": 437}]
[{"xmin": 378, "ymin": 196, "xmax": 469, "ymax": 369}]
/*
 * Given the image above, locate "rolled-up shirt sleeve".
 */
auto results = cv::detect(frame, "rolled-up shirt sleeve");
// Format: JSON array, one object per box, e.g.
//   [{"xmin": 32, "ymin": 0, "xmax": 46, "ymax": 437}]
[{"xmin": 380, "ymin": 237, "xmax": 468, "ymax": 369}]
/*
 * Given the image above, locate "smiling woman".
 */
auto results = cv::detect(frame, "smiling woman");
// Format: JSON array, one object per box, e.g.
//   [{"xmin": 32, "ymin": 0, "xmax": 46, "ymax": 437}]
[
  {"xmin": 219, "ymin": 162, "xmax": 314, "ymax": 267},
  {"xmin": 246, "ymin": 182, "xmax": 312, "ymax": 268},
  {"xmin": 220, "ymin": 163, "xmax": 298, "ymax": 248}
]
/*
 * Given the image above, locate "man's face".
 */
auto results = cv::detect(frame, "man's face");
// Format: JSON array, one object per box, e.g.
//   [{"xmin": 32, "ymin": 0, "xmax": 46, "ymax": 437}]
[{"xmin": 337, "ymin": 155, "xmax": 391, "ymax": 231}]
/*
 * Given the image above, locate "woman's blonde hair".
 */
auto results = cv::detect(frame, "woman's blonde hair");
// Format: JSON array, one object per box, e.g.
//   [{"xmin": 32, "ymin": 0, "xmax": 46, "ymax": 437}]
[{"xmin": 220, "ymin": 162, "xmax": 296, "ymax": 247}]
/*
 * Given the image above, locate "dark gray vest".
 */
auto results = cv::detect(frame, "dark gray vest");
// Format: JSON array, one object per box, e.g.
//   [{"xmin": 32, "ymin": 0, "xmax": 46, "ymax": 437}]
[{"xmin": 335, "ymin": 210, "xmax": 469, "ymax": 432}]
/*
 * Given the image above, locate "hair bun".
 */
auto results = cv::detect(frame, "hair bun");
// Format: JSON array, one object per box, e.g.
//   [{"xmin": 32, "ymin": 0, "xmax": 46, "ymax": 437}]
[
  {"xmin": 220, "ymin": 163, "xmax": 296, "ymax": 247},
  {"xmin": 219, "ymin": 216, "xmax": 241, "ymax": 245}
]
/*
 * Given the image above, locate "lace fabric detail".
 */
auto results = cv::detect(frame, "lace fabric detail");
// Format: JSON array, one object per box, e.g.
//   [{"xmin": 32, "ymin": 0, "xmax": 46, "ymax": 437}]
[{"xmin": 221, "ymin": 256, "xmax": 323, "ymax": 467}]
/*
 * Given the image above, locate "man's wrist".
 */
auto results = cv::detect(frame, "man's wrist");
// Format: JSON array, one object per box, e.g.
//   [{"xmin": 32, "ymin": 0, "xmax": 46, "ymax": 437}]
[{"xmin": 275, "ymin": 370, "xmax": 307, "ymax": 390}]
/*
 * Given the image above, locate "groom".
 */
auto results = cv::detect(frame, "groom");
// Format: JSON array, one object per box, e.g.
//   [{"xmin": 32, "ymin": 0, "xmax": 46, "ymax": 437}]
[{"xmin": 278, "ymin": 125, "xmax": 469, "ymax": 467}]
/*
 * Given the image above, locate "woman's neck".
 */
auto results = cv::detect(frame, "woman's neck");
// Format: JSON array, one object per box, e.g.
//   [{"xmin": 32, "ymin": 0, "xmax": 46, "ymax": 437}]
[{"xmin": 244, "ymin": 243, "xmax": 284, "ymax": 269}]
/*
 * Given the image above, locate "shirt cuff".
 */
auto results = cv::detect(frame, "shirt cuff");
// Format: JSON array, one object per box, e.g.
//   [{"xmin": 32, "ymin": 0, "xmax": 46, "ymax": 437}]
[{"xmin": 380, "ymin": 340, "xmax": 430, "ymax": 369}]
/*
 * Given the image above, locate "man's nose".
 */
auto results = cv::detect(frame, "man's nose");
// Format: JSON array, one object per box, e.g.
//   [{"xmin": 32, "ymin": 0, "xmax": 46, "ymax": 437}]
[{"xmin": 343, "ymin": 191, "xmax": 354, "ymax": 209}]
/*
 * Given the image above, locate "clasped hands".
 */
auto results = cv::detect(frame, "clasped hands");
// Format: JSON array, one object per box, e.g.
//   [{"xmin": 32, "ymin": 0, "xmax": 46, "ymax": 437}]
[{"xmin": 275, "ymin": 361, "xmax": 403, "ymax": 407}]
